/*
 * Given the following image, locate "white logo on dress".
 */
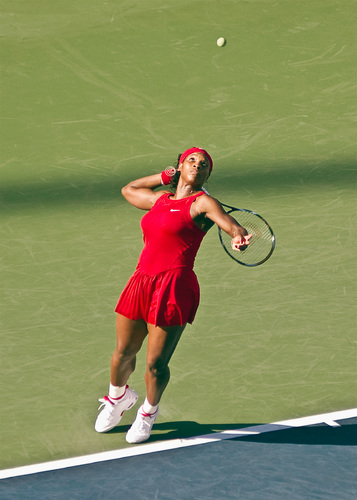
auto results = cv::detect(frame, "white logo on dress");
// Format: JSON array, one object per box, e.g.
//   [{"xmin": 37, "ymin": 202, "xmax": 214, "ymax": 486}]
[{"xmin": 170, "ymin": 209, "xmax": 180, "ymax": 212}]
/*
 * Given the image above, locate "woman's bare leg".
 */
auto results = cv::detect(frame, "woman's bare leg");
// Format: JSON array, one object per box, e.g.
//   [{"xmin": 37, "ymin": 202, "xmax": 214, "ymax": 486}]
[
  {"xmin": 95, "ymin": 314, "xmax": 148, "ymax": 433},
  {"xmin": 110, "ymin": 314, "xmax": 148, "ymax": 387},
  {"xmin": 144, "ymin": 323, "xmax": 186, "ymax": 406}
]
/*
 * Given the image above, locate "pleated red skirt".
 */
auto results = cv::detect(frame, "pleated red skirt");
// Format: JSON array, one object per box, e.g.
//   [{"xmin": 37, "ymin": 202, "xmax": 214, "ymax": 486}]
[{"xmin": 115, "ymin": 267, "xmax": 200, "ymax": 327}]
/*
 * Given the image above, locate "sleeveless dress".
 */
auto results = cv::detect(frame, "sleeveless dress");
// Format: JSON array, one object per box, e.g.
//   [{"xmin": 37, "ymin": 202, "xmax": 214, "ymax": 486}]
[{"xmin": 115, "ymin": 192, "xmax": 207, "ymax": 326}]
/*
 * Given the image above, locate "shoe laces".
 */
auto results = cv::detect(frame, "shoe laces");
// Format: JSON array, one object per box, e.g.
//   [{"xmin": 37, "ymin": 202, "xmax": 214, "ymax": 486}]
[
  {"xmin": 97, "ymin": 385, "xmax": 130, "ymax": 411},
  {"xmin": 135, "ymin": 410, "xmax": 157, "ymax": 431},
  {"xmin": 97, "ymin": 395, "xmax": 114, "ymax": 412}
]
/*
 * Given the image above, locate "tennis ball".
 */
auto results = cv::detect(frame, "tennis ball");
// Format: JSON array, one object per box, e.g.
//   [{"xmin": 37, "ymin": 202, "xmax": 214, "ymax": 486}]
[{"xmin": 217, "ymin": 37, "xmax": 226, "ymax": 47}]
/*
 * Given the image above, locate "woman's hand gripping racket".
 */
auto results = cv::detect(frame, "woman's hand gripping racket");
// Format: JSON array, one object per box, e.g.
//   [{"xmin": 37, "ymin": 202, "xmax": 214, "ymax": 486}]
[{"xmin": 202, "ymin": 188, "xmax": 276, "ymax": 267}]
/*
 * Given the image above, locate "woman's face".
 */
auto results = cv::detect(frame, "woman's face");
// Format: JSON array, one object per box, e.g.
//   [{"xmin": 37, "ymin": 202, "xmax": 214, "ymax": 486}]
[{"xmin": 178, "ymin": 152, "xmax": 210, "ymax": 185}]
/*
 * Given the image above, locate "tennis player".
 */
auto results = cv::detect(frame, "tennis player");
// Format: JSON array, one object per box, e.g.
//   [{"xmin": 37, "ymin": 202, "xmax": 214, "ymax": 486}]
[{"xmin": 95, "ymin": 147, "xmax": 251, "ymax": 443}]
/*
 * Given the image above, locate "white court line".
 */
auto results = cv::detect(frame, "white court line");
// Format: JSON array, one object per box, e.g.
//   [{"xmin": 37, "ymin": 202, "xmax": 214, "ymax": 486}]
[
  {"xmin": 1, "ymin": 407, "xmax": 356, "ymax": 480},
  {"xmin": 275, "ymin": 408, "xmax": 357, "ymax": 427}
]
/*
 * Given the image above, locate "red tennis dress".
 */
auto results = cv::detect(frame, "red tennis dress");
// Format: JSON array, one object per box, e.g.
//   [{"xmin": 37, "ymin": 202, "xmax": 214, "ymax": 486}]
[{"xmin": 115, "ymin": 192, "xmax": 207, "ymax": 326}]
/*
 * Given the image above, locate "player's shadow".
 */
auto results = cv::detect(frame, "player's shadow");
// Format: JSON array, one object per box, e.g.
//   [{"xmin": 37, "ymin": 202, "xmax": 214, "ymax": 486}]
[
  {"xmin": 109, "ymin": 420, "xmax": 357, "ymax": 446},
  {"xmin": 2, "ymin": 159, "xmax": 356, "ymax": 210}
]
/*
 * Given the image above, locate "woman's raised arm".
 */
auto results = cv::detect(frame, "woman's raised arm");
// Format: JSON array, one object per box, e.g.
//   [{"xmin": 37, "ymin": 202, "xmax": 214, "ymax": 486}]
[
  {"xmin": 195, "ymin": 194, "xmax": 252, "ymax": 250},
  {"xmin": 121, "ymin": 174, "xmax": 169, "ymax": 210}
]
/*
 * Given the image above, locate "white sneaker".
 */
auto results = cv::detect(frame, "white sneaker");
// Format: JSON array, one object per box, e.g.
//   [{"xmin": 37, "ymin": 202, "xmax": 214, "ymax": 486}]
[
  {"xmin": 95, "ymin": 385, "xmax": 138, "ymax": 433},
  {"xmin": 126, "ymin": 405, "xmax": 159, "ymax": 444}
]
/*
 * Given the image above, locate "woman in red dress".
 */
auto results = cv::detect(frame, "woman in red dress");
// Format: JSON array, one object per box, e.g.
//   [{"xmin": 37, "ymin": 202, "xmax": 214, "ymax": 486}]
[{"xmin": 95, "ymin": 147, "xmax": 251, "ymax": 443}]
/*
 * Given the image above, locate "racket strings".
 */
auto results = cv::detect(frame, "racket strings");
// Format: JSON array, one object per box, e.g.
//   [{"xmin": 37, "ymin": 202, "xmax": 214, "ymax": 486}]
[{"xmin": 219, "ymin": 210, "xmax": 275, "ymax": 266}]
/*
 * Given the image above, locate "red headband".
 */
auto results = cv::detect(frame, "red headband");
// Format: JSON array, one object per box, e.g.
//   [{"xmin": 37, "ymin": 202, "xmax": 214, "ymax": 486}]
[{"xmin": 179, "ymin": 147, "xmax": 213, "ymax": 173}]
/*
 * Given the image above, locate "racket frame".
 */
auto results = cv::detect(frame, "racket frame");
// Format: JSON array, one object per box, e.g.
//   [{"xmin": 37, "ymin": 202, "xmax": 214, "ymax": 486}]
[{"xmin": 218, "ymin": 203, "xmax": 276, "ymax": 266}]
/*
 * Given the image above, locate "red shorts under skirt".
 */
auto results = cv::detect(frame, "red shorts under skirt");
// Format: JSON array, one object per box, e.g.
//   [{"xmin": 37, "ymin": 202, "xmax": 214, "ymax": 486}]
[{"xmin": 115, "ymin": 267, "xmax": 200, "ymax": 327}]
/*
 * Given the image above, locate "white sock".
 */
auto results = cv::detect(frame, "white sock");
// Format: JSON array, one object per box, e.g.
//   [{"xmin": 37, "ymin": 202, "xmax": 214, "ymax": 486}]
[
  {"xmin": 142, "ymin": 397, "xmax": 158, "ymax": 415},
  {"xmin": 109, "ymin": 384, "xmax": 126, "ymax": 402}
]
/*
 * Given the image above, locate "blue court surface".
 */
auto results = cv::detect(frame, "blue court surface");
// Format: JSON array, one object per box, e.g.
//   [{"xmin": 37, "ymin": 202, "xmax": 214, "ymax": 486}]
[{"xmin": 1, "ymin": 409, "xmax": 356, "ymax": 499}]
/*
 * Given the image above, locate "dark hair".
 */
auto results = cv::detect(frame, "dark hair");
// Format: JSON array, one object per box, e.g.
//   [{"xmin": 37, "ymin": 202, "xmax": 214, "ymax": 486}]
[
  {"xmin": 167, "ymin": 153, "xmax": 182, "ymax": 191},
  {"xmin": 170, "ymin": 149, "xmax": 211, "ymax": 191}
]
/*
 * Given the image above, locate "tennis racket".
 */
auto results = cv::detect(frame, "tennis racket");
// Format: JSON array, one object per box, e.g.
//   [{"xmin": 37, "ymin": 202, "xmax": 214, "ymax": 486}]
[{"xmin": 202, "ymin": 188, "xmax": 275, "ymax": 266}]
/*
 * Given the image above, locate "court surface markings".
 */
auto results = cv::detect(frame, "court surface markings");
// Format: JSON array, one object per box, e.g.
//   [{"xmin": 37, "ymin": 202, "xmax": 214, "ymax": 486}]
[{"xmin": 1, "ymin": 408, "xmax": 356, "ymax": 480}]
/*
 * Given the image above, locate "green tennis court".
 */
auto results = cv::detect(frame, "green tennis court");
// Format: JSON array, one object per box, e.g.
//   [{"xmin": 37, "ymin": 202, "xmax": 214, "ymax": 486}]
[{"xmin": 1, "ymin": 0, "xmax": 356, "ymax": 497}]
